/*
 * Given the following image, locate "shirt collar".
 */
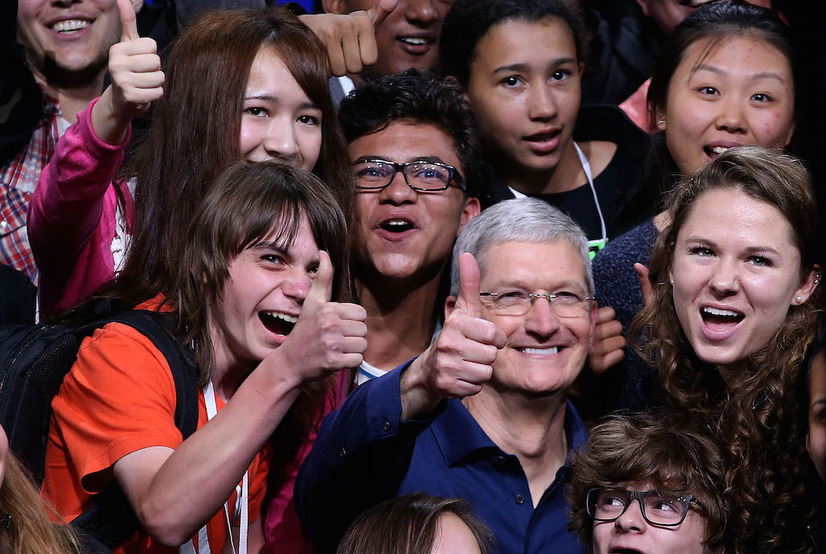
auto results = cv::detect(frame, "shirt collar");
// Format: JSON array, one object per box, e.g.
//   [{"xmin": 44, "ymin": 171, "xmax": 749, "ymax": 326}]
[{"xmin": 432, "ymin": 398, "xmax": 588, "ymax": 467}]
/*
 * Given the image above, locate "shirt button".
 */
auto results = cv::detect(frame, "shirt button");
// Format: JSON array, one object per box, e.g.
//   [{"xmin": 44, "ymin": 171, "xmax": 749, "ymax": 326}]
[
  {"xmin": 382, "ymin": 418, "xmax": 392, "ymax": 432},
  {"xmin": 0, "ymin": 220, "xmax": 8, "ymax": 230},
  {"xmin": 515, "ymin": 494, "xmax": 525, "ymax": 505},
  {"xmin": 495, "ymin": 455, "xmax": 505, "ymax": 464},
  {"xmin": 339, "ymin": 448, "xmax": 347, "ymax": 457}
]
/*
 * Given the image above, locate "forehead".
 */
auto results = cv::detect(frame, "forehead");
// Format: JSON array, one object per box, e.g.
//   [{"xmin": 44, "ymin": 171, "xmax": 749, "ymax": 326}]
[
  {"xmin": 674, "ymin": 35, "xmax": 792, "ymax": 82},
  {"xmin": 347, "ymin": 120, "xmax": 462, "ymax": 170},
  {"xmin": 481, "ymin": 240, "xmax": 588, "ymax": 290},
  {"xmin": 473, "ymin": 16, "xmax": 577, "ymax": 69},
  {"xmin": 678, "ymin": 187, "xmax": 797, "ymax": 247}
]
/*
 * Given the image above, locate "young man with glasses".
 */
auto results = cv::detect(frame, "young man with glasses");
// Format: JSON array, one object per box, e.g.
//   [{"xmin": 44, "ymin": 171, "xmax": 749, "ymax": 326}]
[
  {"xmin": 339, "ymin": 69, "xmax": 480, "ymax": 385},
  {"xmin": 296, "ymin": 197, "xmax": 594, "ymax": 553},
  {"xmin": 567, "ymin": 411, "xmax": 726, "ymax": 553}
]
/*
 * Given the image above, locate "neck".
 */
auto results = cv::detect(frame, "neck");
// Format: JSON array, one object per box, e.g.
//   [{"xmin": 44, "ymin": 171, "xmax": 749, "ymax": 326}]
[
  {"xmin": 499, "ymin": 141, "xmax": 584, "ymax": 196},
  {"xmin": 356, "ymin": 271, "xmax": 443, "ymax": 371},
  {"xmin": 464, "ymin": 389, "xmax": 570, "ymax": 506},
  {"xmin": 32, "ymin": 69, "xmax": 106, "ymax": 124}
]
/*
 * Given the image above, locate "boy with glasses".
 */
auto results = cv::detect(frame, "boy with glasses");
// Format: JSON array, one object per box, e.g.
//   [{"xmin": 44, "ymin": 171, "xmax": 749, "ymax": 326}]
[{"xmin": 339, "ymin": 69, "xmax": 480, "ymax": 385}]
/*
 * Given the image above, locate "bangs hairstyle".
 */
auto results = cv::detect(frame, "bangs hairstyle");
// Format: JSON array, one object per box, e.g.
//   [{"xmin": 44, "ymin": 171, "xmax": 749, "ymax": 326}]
[
  {"xmin": 118, "ymin": 6, "xmax": 351, "ymax": 303},
  {"xmin": 439, "ymin": 0, "xmax": 589, "ymax": 87},
  {"xmin": 450, "ymin": 198, "xmax": 593, "ymax": 297},
  {"xmin": 567, "ymin": 412, "xmax": 725, "ymax": 549},
  {"xmin": 648, "ymin": 0, "xmax": 794, "ymax": 125},
  {"xmin": 174, "ymin": 161, "xmax": 350, "ymax": 385}
]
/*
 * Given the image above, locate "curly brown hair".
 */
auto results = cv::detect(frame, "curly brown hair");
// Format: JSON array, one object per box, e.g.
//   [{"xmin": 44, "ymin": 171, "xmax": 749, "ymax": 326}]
[
  {"xmin": 630, "ymin": 146, "xmax": 821, "ymax": 553},
  {"xmin": 567, "ymin": 411, "xmax": 726, "ymax": 550}
]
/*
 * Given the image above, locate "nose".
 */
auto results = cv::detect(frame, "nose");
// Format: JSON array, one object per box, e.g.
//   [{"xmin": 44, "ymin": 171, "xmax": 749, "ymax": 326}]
[
  {"xmin": 528, "ymin": 83, "xmax": 558, "ymax": 122},
  {"xmin": 525, "ymin": 296, "xmax": 562, "ymax": 338},
  {"xmin": 281, "ymin": 268, "xmax": 313, "ymax": 304},
  {"xmin": 715, "ymin": 96, "xmax": 747, "ymax": 135},
  {"xmin": 614, "ymin": 499, "xmax": 646, "ymax": 534},
  {"xmin": 262, "ymin": 118, "xmax": 300, "ymax": 163},
  {"xmin": 708, "ymin": 258, "xmax": 740, "ymax": 296},
  {"xmin": 404, "ymin": 0, "xmax": 438, "ymax": 24},
  {"xmin": 378, "ymin": 169, "xmax": 417, "ymax": 205}
]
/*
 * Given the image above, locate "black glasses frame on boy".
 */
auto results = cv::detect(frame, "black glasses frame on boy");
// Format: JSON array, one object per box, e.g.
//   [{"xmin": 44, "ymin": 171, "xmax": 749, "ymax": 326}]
[{"xmin": 353, "ymin": 158, "xmax": 466, "ymax": 192}]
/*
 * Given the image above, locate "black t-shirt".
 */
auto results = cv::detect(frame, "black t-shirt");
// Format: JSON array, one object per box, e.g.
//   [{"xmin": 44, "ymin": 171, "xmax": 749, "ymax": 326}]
[{"xmin": 481, "ymin": 105, "xmax": 655, "ymax": 243}]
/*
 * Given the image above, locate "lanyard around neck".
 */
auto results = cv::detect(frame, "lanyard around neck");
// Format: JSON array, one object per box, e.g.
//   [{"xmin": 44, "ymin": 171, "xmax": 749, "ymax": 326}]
[{"xmin": 179, "ymin": 381, "xmax": 249, "ymax": 554}]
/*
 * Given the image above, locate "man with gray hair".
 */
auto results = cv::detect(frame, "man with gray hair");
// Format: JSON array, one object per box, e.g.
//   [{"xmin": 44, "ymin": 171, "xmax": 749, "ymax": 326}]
[{"xmin": 296, "ymin": 197, "xmax": 594, "ymax": 553}]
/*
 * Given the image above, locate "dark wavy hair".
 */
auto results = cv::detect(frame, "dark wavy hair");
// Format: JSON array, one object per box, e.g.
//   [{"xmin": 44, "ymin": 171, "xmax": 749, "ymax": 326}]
[
  {"xmin": 118, "ymin": 7, "xmax": 351, "ymax": 304},
  {"xmin": 336, "ymin": 493, "xmax": 494, "ymax": 554},
  {"xmin": 438, "ymin": 0, "xmax": 589, "ymax": 87},
  {"xmin": 338, "ymin": 69, "xmax": 481, "ymax": 198},
  {"xmin": 648, "ymin": 0, "xmax": 794, "ymax": 126},
  {"xmin": 567, "ymin": 411, "xmax": 726, "ymax": 550},
  {"xmin": 630, "ymin": 146, "xmax": 821, "ymax": 553}
]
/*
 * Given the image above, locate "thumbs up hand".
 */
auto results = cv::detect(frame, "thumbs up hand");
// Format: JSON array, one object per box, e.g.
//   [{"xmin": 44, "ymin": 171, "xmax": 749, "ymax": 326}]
[
  {"xmin": 268, "ymin": 251, "xmax": 367, "ymax": 387},
  {"xmin": 91, "ymin": 0, "xmax": 163, "ymax": 145},
  {"xmin": 300, "ymin": 0, "xmax": 399, "ymax": 76},
  {"xmin": 400, "ymin": 253, "xmax": 506, "ymax": 420}
]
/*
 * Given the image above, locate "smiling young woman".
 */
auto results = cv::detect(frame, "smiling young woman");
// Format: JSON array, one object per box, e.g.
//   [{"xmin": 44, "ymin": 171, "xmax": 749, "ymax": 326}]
[{"xmin": 631, "ymin": 146, "xmax": 821, "ymax": 553}]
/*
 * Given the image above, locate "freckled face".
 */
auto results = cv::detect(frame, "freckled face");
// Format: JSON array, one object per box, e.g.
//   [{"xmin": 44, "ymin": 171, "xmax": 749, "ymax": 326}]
[
  {"xmin": 660, "ymin": 36, "xmax": 795, "ymax": 176},
  {"xmin": 669, "ymin": 189, "xmax": 815, "ymax": 379}
]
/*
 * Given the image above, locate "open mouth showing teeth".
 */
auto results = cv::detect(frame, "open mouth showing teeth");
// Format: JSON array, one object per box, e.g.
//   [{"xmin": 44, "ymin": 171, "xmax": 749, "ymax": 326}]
[
  {"xmin": 526, "ymin": 130, "xmax": 560, "ymax": 143},
  {"xmin": 701, "ymin": 307, "xmax": 744, "ymax": 327},
  {"xmin": 517, "ymin": 347, "xmax": 559, "ymax": 355},
  {"xmin": 380, "ymin": 219, "xmax": 414, "ymax": 233},
  {"xmin": 259, "ymin": 311, "xmax": 297, "ymax": 336},
  {"xmin": 400, "ymin": 37, "xmax": 430, "ymax": 46},
  {"xmin": 704, "ymin": 145, "xmax": 732, "ymax": 158},
  {"xmin": 51, "ymin": 19, "xmax": 91, "ymax": 33}
]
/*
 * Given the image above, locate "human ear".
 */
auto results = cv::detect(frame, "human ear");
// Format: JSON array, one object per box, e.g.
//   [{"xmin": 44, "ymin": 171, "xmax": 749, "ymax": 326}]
[
  {"xmin": 457, "ymin": 197, "xmax": 480, "ymax": 235},
  {"xmin": 322, "ymin": 0, "xmax": 348, "ymax": 15},
  {"xmin": 792, "ymin": 265, "xmax": 820, "ymax": 306}
]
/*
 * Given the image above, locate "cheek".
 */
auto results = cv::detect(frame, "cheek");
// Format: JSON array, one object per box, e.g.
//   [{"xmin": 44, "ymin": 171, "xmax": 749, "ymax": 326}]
[
  {"xmin": 298, "ymin": 129, "xmax": 322, "ymax": 172},
  {"xmin": 754, "ymin": 111, "xmax": 794, "ymax": 147}
]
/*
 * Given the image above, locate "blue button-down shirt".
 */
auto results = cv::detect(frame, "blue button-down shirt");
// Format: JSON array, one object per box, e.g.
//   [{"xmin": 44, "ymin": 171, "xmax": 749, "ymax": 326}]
[{"xmin": 296, "ymin": 365, "xmax": 588, "ymax": 554}]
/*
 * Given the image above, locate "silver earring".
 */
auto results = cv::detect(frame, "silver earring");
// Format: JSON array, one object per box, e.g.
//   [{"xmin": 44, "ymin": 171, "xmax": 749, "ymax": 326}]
[{"xmin": 795, "ymin": 295, "xmax": 803, "ymax": 304}]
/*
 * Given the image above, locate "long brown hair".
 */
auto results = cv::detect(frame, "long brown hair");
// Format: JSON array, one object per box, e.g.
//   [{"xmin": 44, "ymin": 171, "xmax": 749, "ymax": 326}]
[
  {"xmin": 0, "ymin": 452, "xmax": 80, "ymax": 554},
  {"xmin": 118, "ymin": 6, "xmax": 351, "ymax": 304},
  {"xmin": 630, "ymin": 146, "xmax": 821, "ymax": 553}
]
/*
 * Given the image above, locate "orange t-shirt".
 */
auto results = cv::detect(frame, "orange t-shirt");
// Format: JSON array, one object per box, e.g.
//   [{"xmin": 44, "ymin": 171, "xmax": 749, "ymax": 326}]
[{"xmin": 41, "ymin": 298, "xmax": 271, "ymax": 553}]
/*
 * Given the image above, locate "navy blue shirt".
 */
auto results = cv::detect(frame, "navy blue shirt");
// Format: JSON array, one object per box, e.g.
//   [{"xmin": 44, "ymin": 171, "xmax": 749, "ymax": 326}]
[{"xmin": 295, "ymin": 365, "xmax": 588, "ymax": 554}]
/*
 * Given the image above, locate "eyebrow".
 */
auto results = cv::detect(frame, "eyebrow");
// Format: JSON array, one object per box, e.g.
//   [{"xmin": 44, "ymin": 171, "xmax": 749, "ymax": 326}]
[
  {"xmin": 250, "ymin": 242, "xmax": 291, "ymax": 256},
  {"xmin": 492, "ymin": 57, "xmax": 577, "ymax": 74},
  {"xmin": 489, "ymin": 278, "xmax": 586, "ymax": 292},
  {"xmin": 353, "ymin": 155, "xmax": 452, "ymax": 165},
  {"xmin": 244, "ymin": 94, "xmax": 319, "ymax": 110},
  {"xmin": 691, "ymin": 64, "xmax": 788, "ymax": 85}
]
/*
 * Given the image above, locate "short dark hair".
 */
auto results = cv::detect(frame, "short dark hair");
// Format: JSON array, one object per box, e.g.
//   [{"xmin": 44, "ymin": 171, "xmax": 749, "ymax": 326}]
[
  {"xmin": 438, "ymin": 0, "xmax": 589, "ymax": 88},
  {"xmin": 338, "ymin": 69, "xmax": 481, "ymax": 197},
  {"xmin": 648, "ymin": 0, "xmax": 794, "ymax": 124},
  {"xmin": 567, "ymin": 411, "xmax": 726, "ymax": 549},
  {"xmin": 336, "ymin": 493, "xmax": 494, "ymax": 554}
]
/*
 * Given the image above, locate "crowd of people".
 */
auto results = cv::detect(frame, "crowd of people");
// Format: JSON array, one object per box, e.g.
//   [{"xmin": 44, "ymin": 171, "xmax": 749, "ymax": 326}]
[{"xmin": 0, "ymin": 0, "xmax": 823, "ymax": 552}]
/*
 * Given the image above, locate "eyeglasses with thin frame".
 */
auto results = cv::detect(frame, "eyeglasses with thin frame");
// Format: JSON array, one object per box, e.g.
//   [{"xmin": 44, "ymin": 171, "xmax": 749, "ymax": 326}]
[
  {"xmin": 478, "ymin": 290, "xmax": 595, "ymax": 318},
  {"xmin": 586, "ymin": 488, "xmax": 705, "ymax": 527},
  {"xmin": 353, "ymin": 158, "xmax": 466, "ymax": 192}
]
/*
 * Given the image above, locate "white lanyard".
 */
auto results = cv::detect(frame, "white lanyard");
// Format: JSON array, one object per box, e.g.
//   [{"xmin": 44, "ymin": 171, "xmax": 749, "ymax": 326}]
[
  {"xmin": 179, "ymin": 381, "xmax": 249, "ymax": 554},
  {"xmin": 507, "ymin": 141, "xmax": 609, "ymax": 254}
]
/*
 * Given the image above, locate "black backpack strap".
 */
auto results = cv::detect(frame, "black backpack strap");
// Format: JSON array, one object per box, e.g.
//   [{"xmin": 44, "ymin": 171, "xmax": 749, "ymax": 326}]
[{"xmin": 70, "ymin": 308, "xmax": 199, "ymax": 549}]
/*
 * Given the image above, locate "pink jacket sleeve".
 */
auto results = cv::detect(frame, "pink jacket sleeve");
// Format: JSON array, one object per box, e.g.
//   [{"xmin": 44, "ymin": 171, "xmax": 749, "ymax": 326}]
[{"xmin": 28, "ymin": 97, "xmax": 133, "ymax": 314}]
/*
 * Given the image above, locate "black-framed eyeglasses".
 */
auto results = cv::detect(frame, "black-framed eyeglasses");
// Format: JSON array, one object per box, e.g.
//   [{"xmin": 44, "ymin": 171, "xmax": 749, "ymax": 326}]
[
  {"xmin": 586, "ymin": 488, "xmax": 705, "ymax": 527},
  {"xmin": 479, "ymin": 290, "xmax": 595, "ymax": 318},
  {"xmin": 353, "ymin": 158, "xmax": 466, "ymax": 192}
]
